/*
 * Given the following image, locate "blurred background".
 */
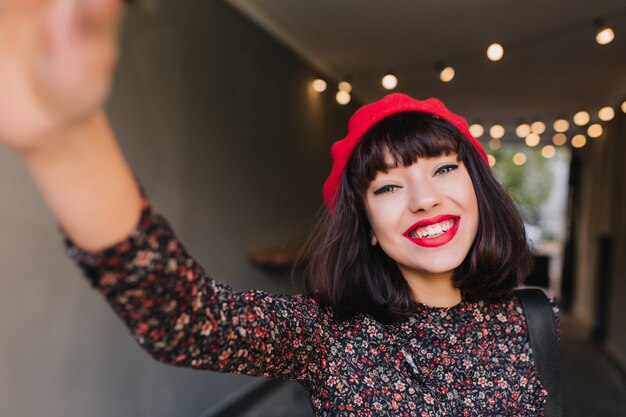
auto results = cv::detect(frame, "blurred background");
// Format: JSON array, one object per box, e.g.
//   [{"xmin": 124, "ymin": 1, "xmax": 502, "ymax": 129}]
[{"xmin": 1, "ymin": 0, "xmax": 625, "ymax": 415}]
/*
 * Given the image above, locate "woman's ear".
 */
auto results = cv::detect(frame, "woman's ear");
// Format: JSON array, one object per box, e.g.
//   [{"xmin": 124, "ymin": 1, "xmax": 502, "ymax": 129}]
[{"xmin": 370, "ymin": 232, "xmax": 378, "ymax": 246}]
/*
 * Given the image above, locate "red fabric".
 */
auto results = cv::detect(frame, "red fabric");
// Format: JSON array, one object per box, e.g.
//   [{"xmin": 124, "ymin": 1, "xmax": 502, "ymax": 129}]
[{"xmin": 323, "ymin": 93, "xmax": 489, "ymax": 210}]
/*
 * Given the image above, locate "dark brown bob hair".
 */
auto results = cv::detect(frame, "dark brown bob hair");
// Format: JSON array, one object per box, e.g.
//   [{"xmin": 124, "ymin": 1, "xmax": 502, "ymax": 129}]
[{"xmin": 304, "ymin": 112, "xmax": 533, "ymax": 323}]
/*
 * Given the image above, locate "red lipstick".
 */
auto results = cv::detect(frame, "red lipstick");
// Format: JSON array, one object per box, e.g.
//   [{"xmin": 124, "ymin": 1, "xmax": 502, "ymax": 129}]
[{"xmin": 403, "ymin": 214, "xmax": 460, "ymax": 248}]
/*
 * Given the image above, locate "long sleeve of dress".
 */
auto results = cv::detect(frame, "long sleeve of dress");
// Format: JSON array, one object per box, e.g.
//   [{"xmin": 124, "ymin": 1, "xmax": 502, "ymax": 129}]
[{"xmin": 63, "ymin": 194, "xmax": 324, "ymax": 384}]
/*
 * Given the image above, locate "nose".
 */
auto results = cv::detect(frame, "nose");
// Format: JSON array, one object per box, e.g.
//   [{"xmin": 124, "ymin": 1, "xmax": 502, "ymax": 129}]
[{"xmin": 407, "ymin": 180, "xmax": 440, "ymax": 213}]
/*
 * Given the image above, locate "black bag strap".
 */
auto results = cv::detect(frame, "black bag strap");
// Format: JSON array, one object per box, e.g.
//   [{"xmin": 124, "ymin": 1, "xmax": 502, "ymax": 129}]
[{"xmin": 514, "ymin": 288, "xmax": 562, "ymax": 417}]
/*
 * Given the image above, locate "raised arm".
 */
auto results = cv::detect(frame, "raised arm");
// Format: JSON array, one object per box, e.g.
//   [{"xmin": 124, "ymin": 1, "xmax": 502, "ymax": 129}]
[
  {"xmin": 0, "ymin": 0, "xmax": 141, "ymax": 252},
  {"xmin": 0, "ymin": 0, "xmax": 325, "ymax": 384},
  {"xmin": 65, "ymin": 198, "xmax": 325, "ymax": 382}
]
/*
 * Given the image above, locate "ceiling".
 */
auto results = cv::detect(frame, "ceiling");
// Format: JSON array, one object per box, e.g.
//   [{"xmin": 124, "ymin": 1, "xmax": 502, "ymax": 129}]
[{"xmin": 226, "ymin": 0, "xmax": 626, "ymax": 132}]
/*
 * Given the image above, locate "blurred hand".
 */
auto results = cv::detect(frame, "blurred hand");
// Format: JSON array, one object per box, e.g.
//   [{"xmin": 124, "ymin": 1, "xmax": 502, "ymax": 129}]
[{"xmin": 0, "ymin": 0, "xmax": 123, "ymax": 154}]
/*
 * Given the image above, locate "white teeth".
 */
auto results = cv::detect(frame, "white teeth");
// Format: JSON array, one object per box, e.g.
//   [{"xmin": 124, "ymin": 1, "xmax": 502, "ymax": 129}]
[{"xmin": 410, "ymin": 219, "xmax": 456, "ymax": 238}]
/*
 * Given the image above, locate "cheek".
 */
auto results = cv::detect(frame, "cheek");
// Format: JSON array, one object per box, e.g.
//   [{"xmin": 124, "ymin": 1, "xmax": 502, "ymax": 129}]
[
  {"xmin": 367, "ymin": 203, "xmax": 402, "ymax": 240},
  {"xmin": 460, "ymin": 177, "xmax": 479, "ymax": 223},
  {"xmin": 471, "ymin": 191, "xmax": 480, "ymax": 226},
  {"xmin": 466, "ymin": 194, "xmax": 480, "ymax": 242},
  {"xmin": 370, "ymin": 218, "xmax": 390, "ymax": 242}
]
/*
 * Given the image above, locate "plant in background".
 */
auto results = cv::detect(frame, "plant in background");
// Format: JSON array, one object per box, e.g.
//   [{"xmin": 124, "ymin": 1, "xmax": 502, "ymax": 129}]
[{"xmin": 491, "ymin": 146, "xmax": 552, "ymax": 227}]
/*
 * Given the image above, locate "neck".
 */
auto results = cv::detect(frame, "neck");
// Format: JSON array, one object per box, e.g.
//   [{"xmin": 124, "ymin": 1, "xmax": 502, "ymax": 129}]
[{"xmin": 400, "ymin": 269, "xmax": 462, "ymax": 308}]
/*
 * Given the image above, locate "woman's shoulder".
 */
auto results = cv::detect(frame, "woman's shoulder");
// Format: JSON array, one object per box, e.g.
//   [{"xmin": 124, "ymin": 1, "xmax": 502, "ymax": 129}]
[
  {"xmin": 460, "ymin": 291, "xmax": 560, "ymax": 326},
  {"xmin": 510, "ymin": 289, "xmax": 561, "ymax": 336}
]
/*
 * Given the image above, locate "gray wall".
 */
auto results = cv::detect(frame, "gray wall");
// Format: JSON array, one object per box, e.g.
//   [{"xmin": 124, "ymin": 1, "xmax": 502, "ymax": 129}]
[
  {"xmin": 0, "ymin": 1, "xmax": 357, "ymax": 416},
  {"xmin": 570, "ymin": 107, "xmax": 626, "ymax": 371}
]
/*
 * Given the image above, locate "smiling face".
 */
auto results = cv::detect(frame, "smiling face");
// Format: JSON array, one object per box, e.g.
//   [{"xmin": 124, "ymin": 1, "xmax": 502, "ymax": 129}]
[
  {"xmin": 307, "ymin": 112, "xmax": 531, "ymax": 320},
  {"xmin": 363, "ymin": 152, "xmax": 479, "ymax": 284}
]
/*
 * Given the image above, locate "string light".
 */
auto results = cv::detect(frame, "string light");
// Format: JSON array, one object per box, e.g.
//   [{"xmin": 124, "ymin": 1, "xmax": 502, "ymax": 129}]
[
  {"xmin": 553, "ymin": 133, "xmax": 567, "ymax": 146},
  {"xmin": 311, "ymin": 79, "xmax": 327, "ymax": 93},
  {"xmin": 594, "ymin": 19, "xmax": 615, "ymax": 45},
  {"xmin": 573, "ymin": 111, "xmax": 590, "ymax": 126},
  {"xmin": 572, "ymin": 134, "xmax": 587, "ymax": 148},
  {"xmin": 598, "ymin": 106, "xmax": 615, "ymax": 121},
  {"xmin": 381, "ymin": 73, "xmax": 398, "ymax": 90},
  {"xmin": 489, "ymin": 124, "xmax": 505, "ymax": 139},
  {"xmin": 469, "ymin": 124, "xmax": 484, "ymax": 138},
  {"xmin": 307, "ymin": 15, "xmax": 625, "ymax": 101},
  {"xmin": 512, "ymin": 153, "xmax": 527, "ymax": 165},
  {"xmin": 439, "ymin": 66, "xmax": 455, "ymax": 83},
  {"xmin": 489, "ymin": 138, "xmax": 502, "ymax": 150},
  {"xmin": 336, "ymin": 90, "xmax": 351, "ymax": 105},
  {"xmin": 531, "ymin": 121, "xmax": 546, "ymax": 134},
  {"xmin": 553, "ymin": 119, "xmax": 570, "ymax": 132},
  {"xmin": 338, "ymin": 81, "xmax": 352, "ymax": 93},
  {"xmin": 541, "ymin": 145, "xmax": 556, "ymax": 159},
  {"xmin": 516, "ymin": 123, "xmax": 531, "ymax": 138},
  {"xmin": 487, "ymin": 43, "xmax": 504, "ymax": 61},
  {"xmin": 587, "ymin": 123, "xmax": 603, "ymax": 138},
  {"xmin": 305, "ymin": 19, "xmax": 626, "ymax": 131},
  {"xmin": 488, "ymin": 154, "xmax": 497, "ymax": 167},
  {"xmin": 596, "ymin": 27, "xmax": 615, "ymax": 45},
  {"xmin": 525, "ymin": 133, "xmax": 541, "ymax": 147}
]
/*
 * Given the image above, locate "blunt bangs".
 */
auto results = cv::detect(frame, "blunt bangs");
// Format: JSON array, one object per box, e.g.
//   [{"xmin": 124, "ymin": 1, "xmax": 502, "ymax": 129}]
[{"xmin": 347, "ymin": 112, "xmax": 464, "ymax": 194}]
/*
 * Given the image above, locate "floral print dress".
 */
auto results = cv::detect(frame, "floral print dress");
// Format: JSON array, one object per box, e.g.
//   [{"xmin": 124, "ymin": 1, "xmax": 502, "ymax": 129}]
[{"xmin": 64, "ymin": 195, "xmax": 560, "ymax": 417}]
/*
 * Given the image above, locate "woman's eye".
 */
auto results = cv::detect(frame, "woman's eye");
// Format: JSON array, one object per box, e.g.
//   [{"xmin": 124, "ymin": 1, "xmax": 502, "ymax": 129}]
[
  {"xmin": 373, "ymin": 185, "xmax": 401, "ymax": 195},
  {"xmin": 435, "ymin": 164, "xmax": 459, "ymax": 176}
]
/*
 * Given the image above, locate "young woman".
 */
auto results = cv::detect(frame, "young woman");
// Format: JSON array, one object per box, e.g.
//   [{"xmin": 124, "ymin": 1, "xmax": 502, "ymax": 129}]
[{"xmin": 0, "ymin": 1, "xmax": 558, "ymax": 416}]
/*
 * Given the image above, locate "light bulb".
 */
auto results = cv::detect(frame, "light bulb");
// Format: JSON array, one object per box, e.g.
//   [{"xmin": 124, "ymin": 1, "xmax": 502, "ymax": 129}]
[
  {"xmin": 622, "ymin": 100, "xmax": 626, "ymax": 113},
  {"xmin": 513, "ymin": 153, "xmax": 527, "ymax": 165},
  {"xmin": 488, "ymin": 154, "xmax": 496, "ymax": 167},
  {"xmin": 336, "ymin": 90, "xmax": 351, "ymax": 105},
  {"xmin": 439, "ymin": 66, "xmax": 455, "ymax": 83},
  {"xmin": 489, "ymin": 138, "xmax": 502, "ymax": 150},
  {"xmin": 571, "ymin": 134, "xmax": 587, "ymax": 148},
  {"xmin": 531, "ymin": 121, "xmax": 546, "ymax": 134},
  {"xmin": 469, "ymin": 124, "xmax": 484, "ymax": 138},
  {"xmin": 487, "ymin": 43, "xmax": 504, "ymax": 61},
  {"xmin": 598, "ymin": 106, "xmax": 615, "ymax": 121},
  {"xmin": 587, "ymin": 123, "xmax": 603, "ymax": 138},
  {"xmin": 573, "ymin": 111, "xmax": 590, "ymax": 126},
  {"xmin": 338, "ymin": 81, "xmax": 352, "ymax": 93},
  {"xmin": 541, "ymin": 145, "xmax": 556, "ymax": 159},
  {"xmin": 553, "ymin": 119, "xmax": 569, "ymax": 132},
  {"xmin": 381, "ymin": 74, "xmax": 398, "ymax": 90},
  {"xmin": 489, "ymin": 124, "xmax": 505, "ymax": 139},
  {"xmin": 516, "ymin": 124, "xmax": 531, "ymax": 138},
  {"xmin": 596, "ymin": 27, "xmax": 615, "ymax": 45},
  {"xmin": 553, "ymin": 133, "xmax": 567, "ymax": 146},
  {"xmin": 311, "ymin": 79, "xmax": 327, "ymax": 93},
  {"xmin": 525, "ymin": 133, "xmax": 541, "ymax": 147}
]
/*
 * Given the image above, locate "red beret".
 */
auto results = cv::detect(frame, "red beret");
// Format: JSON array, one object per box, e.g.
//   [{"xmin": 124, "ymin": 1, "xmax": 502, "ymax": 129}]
[{"xmin": 322, "ymin": 93, "xmax": 489, "ymax": 211}]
